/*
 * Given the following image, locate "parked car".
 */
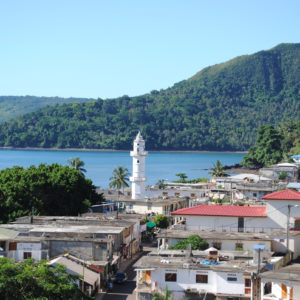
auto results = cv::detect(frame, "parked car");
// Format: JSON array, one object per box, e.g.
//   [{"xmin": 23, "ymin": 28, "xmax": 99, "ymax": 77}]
[{"xmin": 113, "ymin": 272, "xmax": 128, "ymax": 283}]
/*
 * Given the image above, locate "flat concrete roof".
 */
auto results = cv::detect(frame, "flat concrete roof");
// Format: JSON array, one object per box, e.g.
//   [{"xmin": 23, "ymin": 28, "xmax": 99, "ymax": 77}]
[
  {"xmin": 157, "ymin": 229, "xmax": 273, "ymax": 241},
  {"xmin": 30, "ymin": 225, "xmax": 124, "ymax": 234},
  {"xmin": 261, "ymin": 264, "xmax": 300, "ymax": 282},
  {"xmin": 134, "ymin": 254, "xmax": 263, "ymax": 273}
]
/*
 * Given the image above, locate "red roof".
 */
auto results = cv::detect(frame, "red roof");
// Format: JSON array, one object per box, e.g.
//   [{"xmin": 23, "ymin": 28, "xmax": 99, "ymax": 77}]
[
  {"xmin": 262, "ymin": 189, "xmax": 300, "ymax": 201},
  {"xmin": 171, "ymin": 205, "xmax": 266, "ymax": 217}
]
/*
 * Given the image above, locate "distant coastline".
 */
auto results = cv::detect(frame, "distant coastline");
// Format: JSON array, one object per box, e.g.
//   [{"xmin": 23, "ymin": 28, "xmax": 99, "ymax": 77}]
[{"xmin": 0, "ymin": 146, "xmax": 248, "ymax": 154}]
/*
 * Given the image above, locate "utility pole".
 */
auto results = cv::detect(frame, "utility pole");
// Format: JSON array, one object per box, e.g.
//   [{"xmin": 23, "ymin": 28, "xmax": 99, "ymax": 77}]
[
  {"xmin": 256, "ymin": 248, "xmax": 261, "ymax": 300},
  {"xmin": 287, "ymin": 204, "xmax": 291, "ymax": 253}
]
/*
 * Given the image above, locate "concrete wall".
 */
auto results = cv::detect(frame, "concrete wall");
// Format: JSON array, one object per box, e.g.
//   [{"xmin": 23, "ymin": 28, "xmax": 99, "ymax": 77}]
[{"xmin": 167, "ymin": 238, "xmax": 271, "ymax": 252}]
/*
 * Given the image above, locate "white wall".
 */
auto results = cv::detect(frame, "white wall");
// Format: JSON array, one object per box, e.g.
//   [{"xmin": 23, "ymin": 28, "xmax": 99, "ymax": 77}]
[
  {"xmin": 8, "ymin": 242, "xmax": 42, "ymax": 261},
  {"xmin": 185, "ymin": 215, "xmax": 270, "ymax": 232},
  {"xmin": 149, "ymin": 267, "xmax": 246, "ymax": 297},
  {"xmin": 267, "ymin": 200, "xmax": 300, "ymax": 229}
]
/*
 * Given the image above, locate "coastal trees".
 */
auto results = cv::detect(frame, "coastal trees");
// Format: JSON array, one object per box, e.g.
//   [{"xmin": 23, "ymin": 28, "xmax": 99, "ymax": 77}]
[
  {"xmin": 175, "ymin": 173, "xmax": 188, "ymax": 182},
  {"xmin": 242, "ymin": 125, "xmax": 283, "ymax": 167},
  {"xmin": 0, "ymin": 257, "xmax": 90, "ymax": 299},
  {"xmin": 209, "ymin": 160, "xmax": 228, "ymax": 177},
  {"xmin": 67, "ymin": 157, "xmax": 87, "ymax": 175},
  {"xmin": 0, "ymin": 164, "xmax": 103, "ymax": 223}
]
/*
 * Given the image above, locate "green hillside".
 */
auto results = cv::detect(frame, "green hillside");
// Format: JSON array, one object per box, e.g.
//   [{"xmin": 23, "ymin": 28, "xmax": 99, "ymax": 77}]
[
  {"xmin": 0, "ymin": 43, "xmax": 300, "ymax": 151},
  {"xmin": 0, "ymin": 96, "xmax": 93, "ymax": 122}
]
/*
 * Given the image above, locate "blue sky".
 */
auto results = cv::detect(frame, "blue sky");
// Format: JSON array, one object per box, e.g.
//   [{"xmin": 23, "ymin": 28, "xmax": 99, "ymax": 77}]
[{"xmin": 0, "ymin": 0, "xmax": 299, "ymax": 99}]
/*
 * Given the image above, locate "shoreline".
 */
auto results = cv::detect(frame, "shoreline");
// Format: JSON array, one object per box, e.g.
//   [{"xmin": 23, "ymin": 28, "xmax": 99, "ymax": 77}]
[{"xmin": 0, "ymin": 146, "xmax": 248, "ymax": 154}]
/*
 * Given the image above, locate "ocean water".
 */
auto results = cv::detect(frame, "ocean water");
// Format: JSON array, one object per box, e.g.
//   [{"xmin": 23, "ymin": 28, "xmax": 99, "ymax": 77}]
[{"xmin": 0, "ymin": 149, "xmax": 245, "ymax": 188}]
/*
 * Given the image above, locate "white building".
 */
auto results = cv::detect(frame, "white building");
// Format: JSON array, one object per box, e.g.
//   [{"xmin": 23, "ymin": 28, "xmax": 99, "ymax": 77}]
[
  {"xmin": 130, "ymin": 132, "xmax": 148, "ymax": 200},
  {"xmin": 134, "ymin": 249, "xmax": 276, "ymax": 300},
  {"xmin": 261, "ymin": 264, "xmax": 300, "ymax": 300},
  {"xmin": 172, "ymin": 189, "xmax": 300, "ymax": 233}
]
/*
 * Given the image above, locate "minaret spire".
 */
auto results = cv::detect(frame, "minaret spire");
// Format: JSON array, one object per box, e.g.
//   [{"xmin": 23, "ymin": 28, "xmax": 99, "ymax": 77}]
[{"xmin": 130, "ymin": 132, "xmax": 148, "ymax": 200}]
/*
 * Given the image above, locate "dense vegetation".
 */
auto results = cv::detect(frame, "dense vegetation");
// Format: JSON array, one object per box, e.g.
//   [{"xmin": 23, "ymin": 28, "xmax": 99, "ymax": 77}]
[
  {"xmin": 0, "ymin": 96, "xmax": 92, "ymax": 123},
  {"xmin": 0, "ymin": 257, "xmax": 90, "ymax": 299},
  {"xmin": 242, "ymin": 122, "xmax": 300, "ymax": 167},
  {"xmin": 0, "ymin": 43, "xmax": 300, "ymax": 150},
  {"xmin": 0, "ymin": 163, "xmax": 103, "ymax": 223}
]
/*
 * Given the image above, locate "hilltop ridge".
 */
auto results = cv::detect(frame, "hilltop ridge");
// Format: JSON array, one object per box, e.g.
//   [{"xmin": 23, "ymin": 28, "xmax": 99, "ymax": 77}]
[{"xmin": 0, "ymin": 43, "xmax": 299, "ymax": 151}]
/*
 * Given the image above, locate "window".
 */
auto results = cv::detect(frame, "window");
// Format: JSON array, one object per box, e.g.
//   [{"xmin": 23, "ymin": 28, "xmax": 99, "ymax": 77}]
[
  {"xmin": 196, "ymin": 274, "xmax": 208, "ymax": 283},
  {"xmin": 129, "ymin": 204, "xmax": 133, "ymax": 209},
  {"xmin": 165, "ymin": 273, "xmax": 177, "ymax": 282},
  {"xmin": 245, "ymin": 278, "xmax": 251, "ymax": 294},
  {"xmin": 235, "ymin": 243, "xmax": 243, "ymax": 250},
  {"xmin": 137, "ymin": 160, "xmax": 139, "ymax": 163},
  {"xmin": 212, "ymin": 242, "xmax": 222, "ymax": 250},
  {"xmin": 227, "ymin": 277, "xmax": 237, "ymax": 281},
  {"xmin": 147, "ymin": 204, "xmax": 152, "ymax": 210},
  {"xmin": 9, "ymin": 242, "xmax": 17, "ymax": 251},
  {"xmin": 253, "ymin": 193, "xmax": 257, "ymax": 197},
  {"xmin": 23, "ymin": 252, "xmax": 32, "ymax": 259}
]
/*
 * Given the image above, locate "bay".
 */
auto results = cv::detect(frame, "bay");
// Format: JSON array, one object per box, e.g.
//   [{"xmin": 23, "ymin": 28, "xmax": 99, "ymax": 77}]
[{"xmin": 0, "ymin": 149, "xmax": 245, "ymax": 188}]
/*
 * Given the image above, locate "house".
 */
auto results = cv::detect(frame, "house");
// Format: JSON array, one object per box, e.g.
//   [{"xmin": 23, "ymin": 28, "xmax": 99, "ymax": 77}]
[
  {"xmin": 260, "ymin": 163, "xmax": 299, "ymax": 181},
  {"xmin": 156, "ymin": 229, "xmax": 273, "ymax": 252},
  {"xmin": 48, "ymin": 254, "xmax": 101, "ymax": 296},
  {"xmin": 0, "ymin": 228, "xmax": 18, "ymax": 257},
  {"xmin": 260, "ymin": 264, "xmax": 300, "ymax": 300},
  {"xmin": 172, "ymin": 190, "xmax": 300, "ymax": 234},
  {"xmin": 291, "ymin": 154, "xmax": 300, "ymax": 164},
  {"xmin": 134, "ymin": 249, "xmax": 278, "ymax": 300}
]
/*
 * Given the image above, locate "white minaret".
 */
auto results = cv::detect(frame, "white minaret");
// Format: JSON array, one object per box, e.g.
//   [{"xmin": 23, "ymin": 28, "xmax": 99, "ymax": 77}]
[{"xmin": 130, "ymin": 132, "xmax": 148, "ymax": 200}]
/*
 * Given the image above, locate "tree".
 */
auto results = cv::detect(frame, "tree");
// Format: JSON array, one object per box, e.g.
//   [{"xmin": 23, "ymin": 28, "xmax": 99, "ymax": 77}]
[
  {"xmin": 152, "ymin": 285, "xmax": 172, "ymax": 300},
  {"xmin": 156, "ymin": 179, "xmax": 166, "ymax": 189},
  {"xmin": 109, "ymin": 166, "xmax": 130, "ymax": 193},
  {"xmin": 67, "ymin": 157, "xmax": 87, "ymax": 175},
  {"xmin": 0, "ymin": 164, "xmax": 103, "ymax": 223},
  {"xmin": 153, "ymin": 214, "xmax": 169, "ymax": 228},
  {"xmin": 242, "ymin": 125, "xmax": 283, "ymax": 167},
  {"xmin": 168, "ymin": 235, "xmax": 208, "ymax": 250},
  {"xmin": 209, "ymin": 160, "xmax": 228, "ymax": 177},
  {"xmin": 175, "ymin": 173, "xmax": 188, "ymax": 182},
  {"xmin": 0, "ymin": 257, "xmax": 91, "ymax": 299},
  {"xmin": 109, "ymin": 166, "xmax": 130, "ymax": 218},
  {"xmin": 278, "ymin": 172, "xmax": 287, "ymax": 180}
]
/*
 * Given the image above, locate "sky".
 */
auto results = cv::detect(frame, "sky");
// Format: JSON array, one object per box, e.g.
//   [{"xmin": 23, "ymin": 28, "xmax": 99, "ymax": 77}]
[{"xmin": 0, "ymin": 0, "xmax": 299, "ymax": 99}]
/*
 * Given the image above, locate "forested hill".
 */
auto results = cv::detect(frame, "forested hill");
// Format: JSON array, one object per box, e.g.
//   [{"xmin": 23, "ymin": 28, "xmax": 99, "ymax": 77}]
[
  {"xmin": 0, "ymin": 96, "xmax": 93, "ymax": 123},
  {"xmin": 0, "ymin": 43, "xmax": 300, "ymax": 151}
]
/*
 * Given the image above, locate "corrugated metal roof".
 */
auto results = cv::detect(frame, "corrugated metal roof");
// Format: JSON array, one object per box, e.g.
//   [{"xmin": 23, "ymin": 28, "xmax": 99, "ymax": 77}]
[
  {"xmin": 262, "ymin": 189, "xmax": 300, "ymax": 201},
  {"xmin": 48, "ymin": 256, "xmax": 99, "ymax": 286},
  {"xmin": 171, "ymin": 205, "xmax": 266, "ymax": 217}
]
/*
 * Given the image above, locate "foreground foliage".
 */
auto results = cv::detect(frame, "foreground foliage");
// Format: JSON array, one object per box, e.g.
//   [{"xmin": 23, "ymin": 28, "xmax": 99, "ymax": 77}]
[
  {"xmin": 0, "ymin": 257, "xmax": 90, "ymax": 300},
  {"xmin": 0, "ymin": 44, "xmax": 300, "ymax": 151},
  {"xmin": 168, "ymin": 235, "xmax": 208, "ymax": 250},
  {"xmin": 0, "ymin": 163, "xmax": 103, "ymax": 223}
]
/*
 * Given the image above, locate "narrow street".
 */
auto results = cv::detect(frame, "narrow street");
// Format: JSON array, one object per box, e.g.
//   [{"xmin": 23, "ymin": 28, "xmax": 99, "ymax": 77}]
[{"xmin": 98, "ymin": 249, "xmax": 152, "ymax": 300}]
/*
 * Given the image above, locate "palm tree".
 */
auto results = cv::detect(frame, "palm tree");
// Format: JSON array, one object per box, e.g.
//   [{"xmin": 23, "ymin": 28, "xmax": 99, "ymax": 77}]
[
  {"xmin": 67, "ymin": 157, "xmax": 86, "ymax": 175},
  {"xmin": 209, "ymin": 160, "xmax": 228, "ymax": 177},
  {"xmin": 109, "ymin": 166, "xmax": 130, "ymax": 218}
]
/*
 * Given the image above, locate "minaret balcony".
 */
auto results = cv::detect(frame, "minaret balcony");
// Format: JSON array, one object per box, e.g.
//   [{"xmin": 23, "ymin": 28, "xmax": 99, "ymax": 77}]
[
  {"xmin": 130, "ymin": 151, "xmax": 148, "ymax": 157},
  {"xmin": 129, "ymin": 176, "xmax": 147, "ymax": 182}
]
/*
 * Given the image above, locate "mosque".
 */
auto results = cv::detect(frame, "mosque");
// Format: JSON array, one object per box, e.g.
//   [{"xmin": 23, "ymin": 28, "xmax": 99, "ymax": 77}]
[{"xmin": 102, "ymin": 132, "xmax": 193, "ymax": 215}]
